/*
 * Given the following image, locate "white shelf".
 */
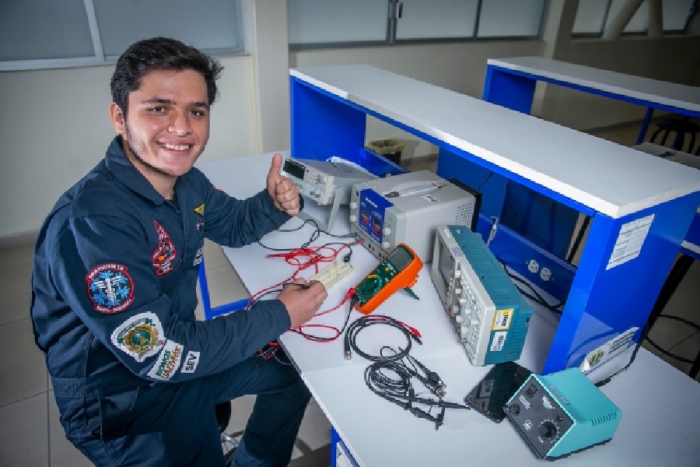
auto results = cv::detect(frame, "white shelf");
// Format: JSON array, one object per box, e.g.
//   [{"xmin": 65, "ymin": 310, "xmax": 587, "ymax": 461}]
[{"xmin": 291, "ymin": 64, "xmax": 700, "ymax": 219}]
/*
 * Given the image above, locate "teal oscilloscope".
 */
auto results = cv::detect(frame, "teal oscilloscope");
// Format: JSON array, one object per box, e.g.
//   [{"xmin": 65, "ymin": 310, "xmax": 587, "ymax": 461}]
[
  {"xmin": 504, "ymin": 368, "xmax": 622, "ymax": 460},
  {"xmin": 430, "ymin": 225, "xmax": 533, "ymax": 366}
]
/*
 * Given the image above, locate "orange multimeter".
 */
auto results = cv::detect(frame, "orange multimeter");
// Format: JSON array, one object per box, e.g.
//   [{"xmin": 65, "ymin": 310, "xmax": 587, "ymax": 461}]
[{"xmin": 353, "ymin": 243, "xmax": 423, "ymax": 314}]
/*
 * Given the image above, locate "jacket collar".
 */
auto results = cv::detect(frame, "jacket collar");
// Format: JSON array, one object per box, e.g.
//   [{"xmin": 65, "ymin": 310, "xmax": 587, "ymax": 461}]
[{"xmin": 104, "ymin": 136, "xmax": 166, "ymax": 206}]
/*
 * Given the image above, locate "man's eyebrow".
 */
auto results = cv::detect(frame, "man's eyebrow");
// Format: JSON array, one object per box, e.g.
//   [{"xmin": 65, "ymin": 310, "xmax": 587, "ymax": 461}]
[
  {"xmin": 139, "ymin": 98, "xmax": 209, "ymax": 109},
  {"xmin": 141, "ymin": 98, "xmax": 174, "ymax": 106}
]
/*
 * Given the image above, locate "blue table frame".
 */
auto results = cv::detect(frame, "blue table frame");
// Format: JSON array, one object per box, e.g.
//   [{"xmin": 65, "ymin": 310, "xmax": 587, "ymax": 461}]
[
  {"xmin": 481, "ymin": 58, "xmax": 700, "ymax": 260},
  {"xmin": 289, "ymin": 65, "xmax": 700, "ymax": 376}
]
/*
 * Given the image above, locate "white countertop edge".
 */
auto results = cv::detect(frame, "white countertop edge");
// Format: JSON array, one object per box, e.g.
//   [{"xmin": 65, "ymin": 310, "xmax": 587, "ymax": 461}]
[
  {"xmin": 300, "ymin": 373, "xmax": 365, "ymax": 466},
  {"xmin": 291, "ymin": 68, "xmax": 349, "ymax": 100},
  {"xmin": 291, "ymin": 67, "xmax": 700, "ymax": 218},
  {"xmin": 486, "ymin": 58, "xmax": 700, "ymax": 113},
  {"xmin": 350, "ymin": 95, "xmax": 700, "ymax": 219},
  {"xmin": 682, "ymin": 240, "xmax": 700, "ymax": 255}
]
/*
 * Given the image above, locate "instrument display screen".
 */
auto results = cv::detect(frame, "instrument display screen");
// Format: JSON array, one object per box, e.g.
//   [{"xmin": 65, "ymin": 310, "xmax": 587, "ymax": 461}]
[{"xmin": 283, "ymin": 159, "xmax": 306, "ymax": 180}]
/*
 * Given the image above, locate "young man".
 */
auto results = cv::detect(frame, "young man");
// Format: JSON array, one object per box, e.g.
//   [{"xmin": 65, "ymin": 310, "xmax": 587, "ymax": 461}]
[{"xmin": 30, "ymin": 37, "xmax": 327, "ymax": 466}]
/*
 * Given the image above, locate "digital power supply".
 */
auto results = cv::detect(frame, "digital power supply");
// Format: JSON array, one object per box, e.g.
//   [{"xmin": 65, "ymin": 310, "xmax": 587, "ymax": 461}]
[
  {"xmin": 430, "ymin": 225, "xmax": 533, "ymax": 366},
  {"xmin": 349, "ymin": 171, "xmax": 477, "ymax": 262},
  {"xmin": 504, "ymin": 368, "xmax": 622, "ymax": 460},
  {"xmin": 279, "ymin": 156, "xmax": 376, "ymax": 230}
]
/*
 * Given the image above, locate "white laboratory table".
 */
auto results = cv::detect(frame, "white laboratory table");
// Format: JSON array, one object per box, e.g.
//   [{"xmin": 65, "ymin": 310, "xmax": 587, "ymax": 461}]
[
  {"xmin": 197, "ymin": 153, "xmax": 700, "ymax": 467},
  {"xmin": 486, "ymin": 56, "xmax": 700, "ymax": 115}
]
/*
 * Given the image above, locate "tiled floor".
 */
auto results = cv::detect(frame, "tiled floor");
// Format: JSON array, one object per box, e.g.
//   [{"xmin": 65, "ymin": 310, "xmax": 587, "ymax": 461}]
[{"xmin": 1, "ymin": 122, "xmax": 699, "ymax": 466}]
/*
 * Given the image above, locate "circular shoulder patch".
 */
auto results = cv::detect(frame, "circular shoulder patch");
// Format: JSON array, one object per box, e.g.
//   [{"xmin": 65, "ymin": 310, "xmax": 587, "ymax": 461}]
[{"xmin": 86, "ymin": 263, "xmax": 135, "ymax": 314}]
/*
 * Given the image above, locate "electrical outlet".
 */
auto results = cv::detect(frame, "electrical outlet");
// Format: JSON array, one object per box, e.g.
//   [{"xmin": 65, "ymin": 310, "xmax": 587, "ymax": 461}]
[
  {"xmin": 527, "ymin": 260, "xmax": 539, "ymax": 274},
  {"xmin": 540, "ymin": 267, "xmax": 552, "ymax": 282}
]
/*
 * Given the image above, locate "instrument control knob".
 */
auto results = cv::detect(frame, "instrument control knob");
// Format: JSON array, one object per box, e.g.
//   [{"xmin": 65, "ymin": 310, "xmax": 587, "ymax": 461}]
[
  {"xmin": 382, "ymin": 241, "xmax": 390, "ymax": 249},
  {"xmin": 383, "ymin": 228, "xmax": 391, "ymax": 235},
  {"xmin": 349, "ymin": 202, "xmax": 358, "ymax": 210},
  {"xmin": 349, "ymin": 215, "xmax": 357, "ymax": 222},
  {"xmin": 539, "ymin": 421, "xmax": 558, "ymax": 439},
  {"xmin": 454, "ymin": 315, "xmax": 464, "ymax": 323}
]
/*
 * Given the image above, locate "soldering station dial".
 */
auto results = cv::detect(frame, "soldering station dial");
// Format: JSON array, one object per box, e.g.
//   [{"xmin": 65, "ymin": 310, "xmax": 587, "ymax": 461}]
[{"xmin": 538, "ymin": 419, "xmax": 560, "ymax": 442}]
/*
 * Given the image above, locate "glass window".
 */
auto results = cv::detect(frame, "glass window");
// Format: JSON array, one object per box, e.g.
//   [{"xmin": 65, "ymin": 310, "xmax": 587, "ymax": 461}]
[
  {"xmin": 477, "ymin": 0, "xmax": 546, "ymax": 38},
  {"xmin": 396, "ymin": 0, "xmax": 479, "ymax": 40},
  {"xmin": 93, "ymin": 0, "xmax": 241, "ymax": 58},
  {"xmin": 605, "ymin": 0, "xmax": 648, "ymax": 33},
  {"xmin": 288, "ymin": 0, "xmax": 388, "ymax": 46},
  {"xmin": 573, "ymin": 0, "xmax": 610, "ymax": 35},
  {"xmin": 662, "ymin": 0, "xmax": 694, "ymax": 31},
  {"xmin": 0, "ymin": 0, "xmax": 94, "ymax": 61}
]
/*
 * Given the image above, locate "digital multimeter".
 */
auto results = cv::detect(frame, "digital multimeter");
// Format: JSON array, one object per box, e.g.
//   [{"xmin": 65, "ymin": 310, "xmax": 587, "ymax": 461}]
[{"xmin": 353, "ymin": 243, "xmax": 423, "ymax": 314}]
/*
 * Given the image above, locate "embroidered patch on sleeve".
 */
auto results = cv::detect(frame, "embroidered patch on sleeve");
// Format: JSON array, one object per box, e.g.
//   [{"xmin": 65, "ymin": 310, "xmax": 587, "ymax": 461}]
[
  {"xmin": 152, "ymin": 220, "xmax": 177, "ymax": 276},
  {"xmin": 86, "ymin": 263, "xmax": 135, "ymax": 314},
  {"xmin": 181, "ymin": 350, "xmax": 201, "ymax": 374},
  {"xmin": 147, "ymin": 340, "xmax": 184, "ymax": 381},
  {"xmin": 110, "ymin": 312, "xmax": 165, "ymax": 362}
]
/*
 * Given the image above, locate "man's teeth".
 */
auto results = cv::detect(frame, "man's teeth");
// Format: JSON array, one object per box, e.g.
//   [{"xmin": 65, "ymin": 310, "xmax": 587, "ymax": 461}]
[{"xmin": 162, "ymin": 143, "xmax": 190, "ymax": 150}]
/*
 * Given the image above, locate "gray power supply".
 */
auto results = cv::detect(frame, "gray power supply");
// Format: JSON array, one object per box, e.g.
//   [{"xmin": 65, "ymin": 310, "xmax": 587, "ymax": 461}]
[{"xmin": 349, "ymin": 170, "xmax": 477, "ymax": 262}]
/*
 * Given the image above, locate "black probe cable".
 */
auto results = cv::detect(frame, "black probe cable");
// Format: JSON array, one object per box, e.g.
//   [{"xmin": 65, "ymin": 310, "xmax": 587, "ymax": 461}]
[{"xmin": 344, "ymin": 315, "xmax": 420, "ymax": 362}]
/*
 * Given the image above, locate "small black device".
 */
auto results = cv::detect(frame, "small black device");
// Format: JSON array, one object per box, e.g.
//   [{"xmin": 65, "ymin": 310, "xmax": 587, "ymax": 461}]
[{"xmin": 464, "ymin": 361, "xmax": 532, "ymax": 423}]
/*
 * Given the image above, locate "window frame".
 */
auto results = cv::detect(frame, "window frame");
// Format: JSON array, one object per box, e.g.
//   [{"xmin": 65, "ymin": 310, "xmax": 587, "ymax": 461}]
[
  {"xmin": 0, "ymin": 0, "xmax": 246, "ymax": 72},
  {"xmin": 288, "ymin": 0, "xmax": 548, "ymax": 51},
  {"xmin": 571, "ymin": 0, "xmax": 694, "ymax": 39}
]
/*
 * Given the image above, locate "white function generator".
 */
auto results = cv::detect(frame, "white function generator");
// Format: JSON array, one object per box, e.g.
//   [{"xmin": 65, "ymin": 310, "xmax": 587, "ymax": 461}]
[
  {"xmin": 279, "ymin": 156, "xmax": 376, "ymax": 230},
  {"xmin": 430, "ymin": 225, "xmax": 533, "ymax": 366},
  {"xmin": 349, "ymin": 171, "xmax": 477, "ymax": 262}
]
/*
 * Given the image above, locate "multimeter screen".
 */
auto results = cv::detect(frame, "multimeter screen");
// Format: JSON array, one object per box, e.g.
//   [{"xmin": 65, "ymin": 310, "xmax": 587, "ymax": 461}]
[
  {"xmin": 283, "ymin": 159, "xmax": 305, "ymax": 180},
  {"xmin": 387, "ymin": 247, "xmax": 412, "ymax": 271}
]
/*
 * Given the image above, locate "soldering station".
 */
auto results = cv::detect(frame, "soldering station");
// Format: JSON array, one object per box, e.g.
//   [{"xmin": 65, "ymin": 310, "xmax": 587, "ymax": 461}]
[{"xmin": 260, "ymin": 154, "xmax": 631, "ymax": 459}]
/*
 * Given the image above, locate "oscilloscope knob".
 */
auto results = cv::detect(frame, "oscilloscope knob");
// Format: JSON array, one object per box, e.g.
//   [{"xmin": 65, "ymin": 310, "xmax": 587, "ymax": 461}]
[
  {"xmin": 349, "ymin": 215, "xmax": 357, "ymax": 222},
  {"xmin": 349, "ymin": 202, "xmax": 358, "ymax": 210},
  {"xmin": 382, "ymin": 242, "xmax": 390, "ymax": 249}
]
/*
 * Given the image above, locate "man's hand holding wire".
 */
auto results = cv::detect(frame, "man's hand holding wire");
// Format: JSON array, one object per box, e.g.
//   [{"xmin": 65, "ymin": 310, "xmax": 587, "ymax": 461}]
[
  {"xmin": 267, "ymin": 153, "xmax": 301, "ymax": 215},
  {"xmin": 277, "ymin": 278, "xmax": 327, "ymax": 328}
]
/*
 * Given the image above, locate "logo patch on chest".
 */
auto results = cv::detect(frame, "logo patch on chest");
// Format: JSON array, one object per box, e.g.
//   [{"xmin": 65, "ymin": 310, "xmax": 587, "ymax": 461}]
[
  {"xmin": 152, "ymin": 221, "xmax": 177, "ymax": 276},
  {"xmin": 86, "ymin": 263, "xmax": 135, "ymax": 314}
]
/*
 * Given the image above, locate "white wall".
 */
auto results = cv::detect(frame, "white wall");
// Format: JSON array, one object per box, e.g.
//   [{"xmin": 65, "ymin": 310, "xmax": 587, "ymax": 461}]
[{"xmin": 0, "ymin": 55, "xmax": 255, "ymax": 239}]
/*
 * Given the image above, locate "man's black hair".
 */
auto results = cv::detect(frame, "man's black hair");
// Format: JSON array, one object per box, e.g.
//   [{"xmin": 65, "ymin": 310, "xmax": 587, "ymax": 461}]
[{"xmin": 110, "ymin": 37, "xmax": 223, "ymax": 114}]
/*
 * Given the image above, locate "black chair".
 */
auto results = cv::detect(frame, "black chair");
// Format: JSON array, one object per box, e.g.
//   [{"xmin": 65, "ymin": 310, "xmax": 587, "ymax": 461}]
[
  {"xmin": 216, "ymin": 401, "xmax": 240, "ymax": 466},
  {"xmin": 649, "ymin": 117, "xmax": 700, "ymax": 154}
]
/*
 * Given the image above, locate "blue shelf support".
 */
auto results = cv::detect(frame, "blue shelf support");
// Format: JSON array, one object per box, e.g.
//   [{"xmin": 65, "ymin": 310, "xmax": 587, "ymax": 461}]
[{"xmin": 543, "ymin": 191, "xmax": 700, "ymax": 373}]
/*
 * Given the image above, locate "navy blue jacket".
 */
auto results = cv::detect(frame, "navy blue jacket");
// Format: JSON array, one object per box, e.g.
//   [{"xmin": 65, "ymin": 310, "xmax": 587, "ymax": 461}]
[{"xmin": 31, "ymin": 137, "xmax": 292, "ymax": 395}]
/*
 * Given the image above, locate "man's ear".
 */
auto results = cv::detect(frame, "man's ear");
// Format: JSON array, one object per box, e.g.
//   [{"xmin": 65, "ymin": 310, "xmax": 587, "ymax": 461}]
[{"xmin": 109, "ymin": 102, "xmax": 126, "ymax": 136}]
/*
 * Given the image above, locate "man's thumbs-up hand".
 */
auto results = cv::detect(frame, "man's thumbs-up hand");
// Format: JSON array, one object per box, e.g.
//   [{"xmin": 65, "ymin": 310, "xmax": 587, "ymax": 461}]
[{"xmin": 267, "ymin": 153, "xmax": 301, "ymax": 216}]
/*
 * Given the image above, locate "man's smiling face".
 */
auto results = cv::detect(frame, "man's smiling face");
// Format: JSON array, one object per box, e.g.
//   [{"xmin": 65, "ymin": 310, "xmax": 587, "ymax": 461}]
[{"xmin": 111, "ymin": 68, "xmax": 210, "ymax": 185}]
